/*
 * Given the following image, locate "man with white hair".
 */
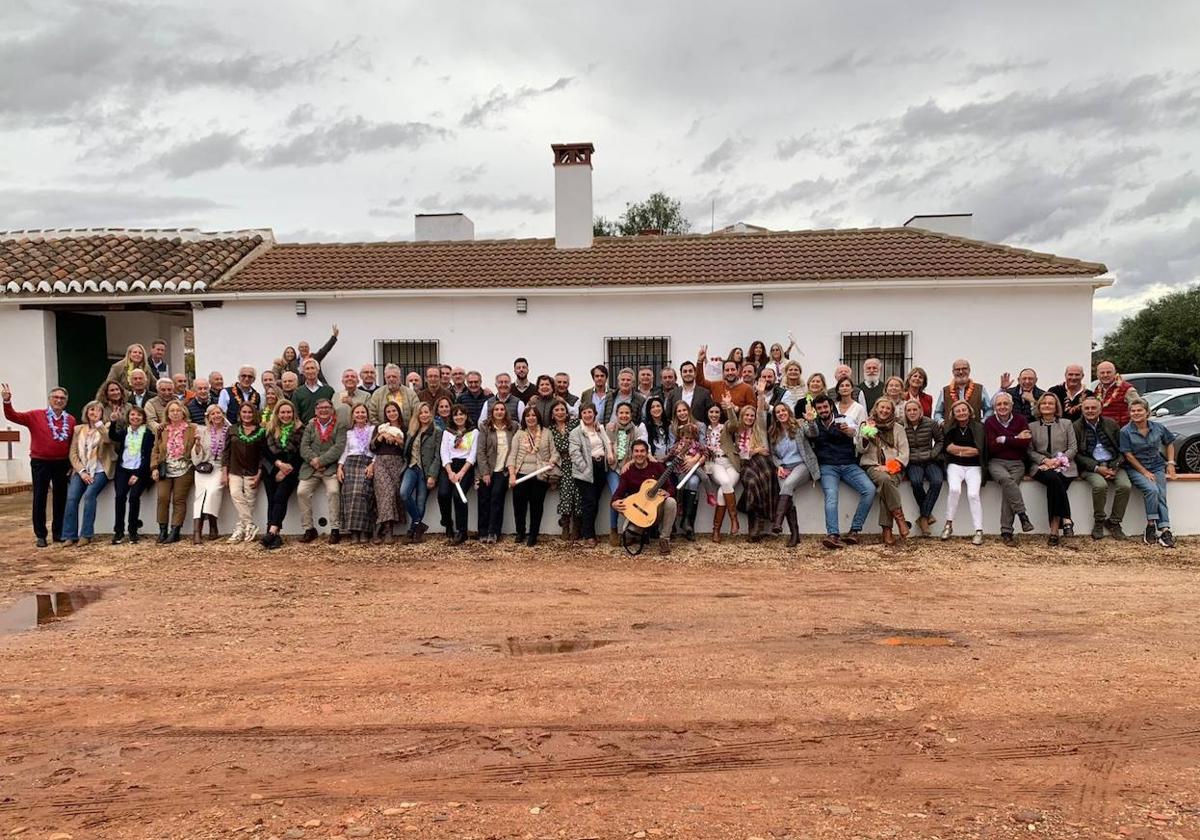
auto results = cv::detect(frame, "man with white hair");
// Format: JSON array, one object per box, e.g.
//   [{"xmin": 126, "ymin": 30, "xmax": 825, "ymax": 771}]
[
  {"xmin": 293, "ymin": 358, "xmax": 334, "ymax": 423},
  {"xmin": 127, "ymin": 369, "xmax": 151, "ymax": 408},
  {"xmin": 334, "ymin": 368, "xmax": 368, "ymax": 426},
  {"xmin": 367, "ymin": 363, "xmax": 420, "ymax": 428},
  {"xmin": 218, "ymin": 365, "xmax": 262, "ymax": 424},
  {"xmin": 856, "ymin": 358, "xmax": 884, "ymax": 410},
  {"xmin": 358, "ymin": 363, "xmax": 380, "ymax": 395},
  {"xmin": 186, "ymin": 376, "xmax": 213, "ymax": 423},
  {"xmin": 2, "ymin": 382, "xmax": 76, "ymax": 547},
  {"xmin": 144, "ymin": 377, "xmax": 177, "ymax": 434},
  {"xmin": 934, "ymin": 359, "xmax": 992, "ymax": 422}
]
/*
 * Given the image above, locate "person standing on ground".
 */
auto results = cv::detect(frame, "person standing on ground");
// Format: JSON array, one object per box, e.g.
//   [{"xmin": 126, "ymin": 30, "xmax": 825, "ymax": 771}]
[{"xmin": 2, "ymin": 382, "xmax": 75, "ymax": 548}]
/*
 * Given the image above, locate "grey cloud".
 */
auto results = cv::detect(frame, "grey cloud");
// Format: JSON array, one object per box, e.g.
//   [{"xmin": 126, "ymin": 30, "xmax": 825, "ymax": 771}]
[
  {"xmin": 285, "ymin": 103, "xmax": 316, "ymax": 127},
  {"xmin": 1096, "ymin": 218, "xmax": 1200, "ymax": 297},
  {"xmin": 453, "ymin": 164, "xmax": 487, "ymax": 184},
  {"xmin": 894, "ymin": 75, "xmax": 1189, "ymax": 140},
  {"xmin": 460, "ymin": 76, "xmax": 574, "ymax": 128},
  {"xmin": 966, "ymin": 165, "xmax": 1114, "ymax": 243},
  {"xmin": 413, "ymin": 192, "xmax": 552, "ymax": 214},
  {"xmin": 150, "ymin": 131, "xmax": 251, "ymax": 178},
  {"xmin": 813, "ymin": 47, "xmax": 953, "ymax": 75},
  {"xmin": 0, "ymin": 188, "xmax": 222, "ymax": 229},
  {"xmin": 695, "ymin": 137, "xmax": 739, "ymax": 174},
  {"xmin": 957, "ymin": 59, "xmax": 1048, "ymax": 85},
  {"xmin": 1116, "ymin": 172, "xmax": 1200, "ymax": 221},
  {"xmin": 759, "ymin": 177, "xmax": 838, "ymax": 214},
  {"xmin": 259, "ymin": 117, "xmax": 450, "ymax": 167},
  {"xmin": 776, "ymin": 133, "xmax": 816, "ymax": 160},
  {"xmin": 814, "ymin": 51, "xmax": 874, "ymax": 75}
]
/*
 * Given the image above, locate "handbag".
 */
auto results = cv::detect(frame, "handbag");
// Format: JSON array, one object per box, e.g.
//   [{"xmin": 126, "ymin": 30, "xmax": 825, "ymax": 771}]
[{"xmin": 194, "ymin": 461, "xmax": 214, "ymax": 474}]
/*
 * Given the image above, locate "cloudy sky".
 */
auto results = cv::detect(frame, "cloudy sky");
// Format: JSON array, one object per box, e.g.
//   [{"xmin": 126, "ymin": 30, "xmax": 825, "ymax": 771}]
[{"xmin": 2, "ymin": 0, "xmax": 1198, "ymax": 336}]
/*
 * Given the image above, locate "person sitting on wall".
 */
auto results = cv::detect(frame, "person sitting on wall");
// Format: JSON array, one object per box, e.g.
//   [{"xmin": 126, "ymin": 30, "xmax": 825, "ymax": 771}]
[
  {"xmin": 2, "ymin": 381, "xmax": 76, "ymax": 548},
  {"xmin": 803, "ymin": 393, "xmax": 875, "ymax": 550},
  {"xmin": 1120, "ymin": 397, "xmax": 1177, "ymax": 549},
  {"xmin": 1074, "ymin": 395, "xmax": 1129, "ymax": 540},
  {"xmin": 984, "ymin": 391, "xmax": 1034, "ymax": 545},
  {"xmin": 611, "ymin": 440, "xmax": 680, "ymax": 556}
]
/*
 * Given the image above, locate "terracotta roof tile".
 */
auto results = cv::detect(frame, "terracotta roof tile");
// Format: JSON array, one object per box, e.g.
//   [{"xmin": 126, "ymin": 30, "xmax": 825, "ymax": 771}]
[
  {"xmin": 0, "ymin": 228, "xmax": 269, "ymax": 296},
  {"xmin": 220, "ymin": 227, "xmax": 1106, "ymax": 293}
]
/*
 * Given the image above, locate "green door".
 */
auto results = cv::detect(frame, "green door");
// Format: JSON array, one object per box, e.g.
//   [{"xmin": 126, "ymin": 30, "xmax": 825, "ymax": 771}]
[{"xmin": 55, "ymin": 312, "xmax": 109, "ymax": 419}]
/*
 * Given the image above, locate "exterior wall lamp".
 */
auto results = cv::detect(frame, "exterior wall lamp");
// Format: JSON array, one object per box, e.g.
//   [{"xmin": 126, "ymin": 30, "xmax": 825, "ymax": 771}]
[{"xmin": 751, "ymin": 292, "xmax": 764, "ymax": 309}]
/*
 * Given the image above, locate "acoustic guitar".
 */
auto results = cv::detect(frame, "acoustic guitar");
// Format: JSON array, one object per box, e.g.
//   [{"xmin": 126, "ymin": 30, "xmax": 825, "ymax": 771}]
[{"xmin": 621, "ymin": 468, "xmax": 674, "ymax": 529}]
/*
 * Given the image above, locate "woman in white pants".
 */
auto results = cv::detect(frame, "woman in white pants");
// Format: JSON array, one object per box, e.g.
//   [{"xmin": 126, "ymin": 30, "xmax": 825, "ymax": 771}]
[
  {"xmin": 223, "ymin": 402, "xmax": 266, "ymax": 542},
  {"xmin": 700, "ymin": 403, "xmax": 741, "ymax": 541},
  {"xmin": 190, "ymin": 404, "xmax": 230, "ymax": 543},
  {"xmin": 941, "ymin": 399, "xmax": 986, "ymax": 545}
]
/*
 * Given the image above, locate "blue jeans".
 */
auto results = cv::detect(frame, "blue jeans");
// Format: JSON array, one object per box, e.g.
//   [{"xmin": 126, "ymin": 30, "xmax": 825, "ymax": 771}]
[
  {"xmin": 818, "ymin": 464, "xmax": 875, "ymax": 535},
  {"xmin": 400, "ymin": 466, "xmax": 429, "ymax": 528},
  {"xmin": 606, "ymin": 467, "xmax": 621, "ymax": 530},
  {"xmin": 62, "ymin": 471, "xmax": 110, "ymax": 540},
  {"xmin": 1126, "ymin": 467, "xmax": 1170, "ymax": 528},
  {"xmin": 905, "ymin": 462, "xmax": 943, "ymax": 519}
]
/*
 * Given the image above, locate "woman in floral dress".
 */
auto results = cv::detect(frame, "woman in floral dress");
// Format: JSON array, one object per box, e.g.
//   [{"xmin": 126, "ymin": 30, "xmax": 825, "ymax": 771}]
[{"xmin": 548, "ymin": 398, "xmax": 580, "ymax": 541}]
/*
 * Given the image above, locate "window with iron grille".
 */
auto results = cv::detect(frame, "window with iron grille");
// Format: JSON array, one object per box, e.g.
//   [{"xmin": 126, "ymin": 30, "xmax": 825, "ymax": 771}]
[
  {"xmin": 375, "ymin": 339, "xmax": 439, "ymax": 380},
  {"xmin": 840, "ymin": 331, "xmax": 913, "ymax": 380},
  {"xmin": 605, "ymin": 336, "xmax": 671, "ymax": 386}
]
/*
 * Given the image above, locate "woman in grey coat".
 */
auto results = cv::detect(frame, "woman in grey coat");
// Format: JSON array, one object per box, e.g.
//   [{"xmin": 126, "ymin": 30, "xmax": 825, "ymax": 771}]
[{"xmin": 1027, "ymin": 392, "xmax": 1079, "ymax": 545}]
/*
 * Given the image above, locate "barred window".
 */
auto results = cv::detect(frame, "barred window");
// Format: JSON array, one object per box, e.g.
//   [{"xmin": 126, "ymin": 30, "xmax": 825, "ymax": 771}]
[
  {"xmin": 606, "ymin": 336, "xmax": 670, "ymax": 385},
  {"xmin": 840, "ymin": 331, "xmax": 913, "ymax": 380},
  {"xmin": 375, "ymin": 339, "xmax": 439, "ymax": 380}
]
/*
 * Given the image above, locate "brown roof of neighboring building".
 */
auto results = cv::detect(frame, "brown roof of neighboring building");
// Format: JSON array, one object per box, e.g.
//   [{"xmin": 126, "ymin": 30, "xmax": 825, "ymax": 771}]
[
  {"xmin": 219, "ymin": 227, "xmax": 1107, "ymax": 293},
  {"xmin": 0, "ymin": 229, "xmax": 270, "ymax": 297}
]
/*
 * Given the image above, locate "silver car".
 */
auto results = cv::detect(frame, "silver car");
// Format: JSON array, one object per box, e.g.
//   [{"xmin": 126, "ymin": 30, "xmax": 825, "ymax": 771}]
[{"xmin": 1160, "ymin": 413, "xmax": 1200, "ymax": 473}]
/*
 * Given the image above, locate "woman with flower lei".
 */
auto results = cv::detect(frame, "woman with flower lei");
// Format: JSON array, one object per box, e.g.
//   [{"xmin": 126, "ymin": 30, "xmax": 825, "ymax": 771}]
[
  {"xmin": 150, "ymin": 399, "xmax": 196, "ymax": 544},
  {"xmin": 224, "ymin": 402, "xmax": 266, "ymax": 543},
  {"xmin": 190, "ymin": 403, "xmax": 230, "ymax": 543},
  {"xmin": 259, "ymin": 399, "xmax": 302, "ymax": 550},
  {"xmin": 338, "ymin": 403, "xmax": 378, "ymax": 544}
]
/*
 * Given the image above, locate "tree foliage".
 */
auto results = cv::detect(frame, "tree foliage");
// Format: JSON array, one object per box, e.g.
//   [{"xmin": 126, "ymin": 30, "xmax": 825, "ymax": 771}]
[
  {"xmin": 1094, "ymin": 285, "xmax": 1200, "ymax": 375},
  {"xmin": 593, "ymin": 192, "xmax": 691, "ymax": 237}
]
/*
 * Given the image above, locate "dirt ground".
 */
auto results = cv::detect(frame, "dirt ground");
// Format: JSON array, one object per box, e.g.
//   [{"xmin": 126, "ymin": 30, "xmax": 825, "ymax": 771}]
[{"xmin": 1, "ymin": 491, "xmax": 1199, "ymax": 840}]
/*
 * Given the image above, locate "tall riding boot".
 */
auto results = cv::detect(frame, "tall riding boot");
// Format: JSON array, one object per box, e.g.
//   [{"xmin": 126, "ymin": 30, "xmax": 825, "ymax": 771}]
[
  {"xmin": 748, "ymin": 514, "xmax": 762, "ymax": 543},
  {"xmin": 167, "ymin": 525, "xmax": 182, "ymax": 544},
  {"xmin": 785, "ymin": 502, "xmax": 799, "ymax": 547},
  {"xmin": 712, "ymin": 504, "xmax": 726, "ymax": 543},
  {"xmin": 723, "ymin": 493, "xmax": 739, "ymax": 536},
  {"xmin": 156, "ymin": 524, "xmax": 169, "ymax": 544},
  {"xmin": 772, "ymin": 496, "xmax": 791, "ymax": 534},
  {"xmin": 681, "ymin": 490, "xmax": 698, "ymax": 541},
  {"xmin": 192, "ymin": 518, "xmax": 204, "ymax": 545},
  {"xmin": 205, "ymin": 514, "xmax": 219, "ymax": 541}
]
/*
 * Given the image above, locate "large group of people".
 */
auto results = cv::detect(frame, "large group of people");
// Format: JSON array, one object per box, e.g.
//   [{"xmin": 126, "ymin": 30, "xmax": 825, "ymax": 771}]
[{"xmin": 2, "ymin": 328, "xmax": 1182, "ymax": 555}]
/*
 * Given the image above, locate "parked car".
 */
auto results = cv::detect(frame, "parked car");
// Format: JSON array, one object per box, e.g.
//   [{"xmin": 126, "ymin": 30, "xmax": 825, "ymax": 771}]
[
  {"xmin": 1091, "ymin": 372, "xmax": 1200, "ymax": 394},
  {"xmin": 1159, "ymin": 413, "xmax": 1200, "ymax": 473},
  {"xmin": 1141, "ymin": 388, "xmax": 1200, "ymax": 418}
]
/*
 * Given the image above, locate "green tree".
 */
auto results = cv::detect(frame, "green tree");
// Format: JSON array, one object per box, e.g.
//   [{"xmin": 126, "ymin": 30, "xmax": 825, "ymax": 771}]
[
  {"xmin": 593, "ymin": 192, "xmax": 691, "ymax": 237},
  {"xmin": 1095, "ymin": 285, "xmax": 1200, "ymax": 374}
]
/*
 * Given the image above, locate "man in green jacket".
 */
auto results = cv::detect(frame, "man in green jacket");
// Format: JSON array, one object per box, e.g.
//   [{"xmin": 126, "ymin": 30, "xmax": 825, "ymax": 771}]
[
  {"xmin": 298, "ymin": 399, "xmax": 346, "ymax": 543},
  {"xmin": 1074, "ymin": 395, "xmax": 1129, "ymax": 540}
]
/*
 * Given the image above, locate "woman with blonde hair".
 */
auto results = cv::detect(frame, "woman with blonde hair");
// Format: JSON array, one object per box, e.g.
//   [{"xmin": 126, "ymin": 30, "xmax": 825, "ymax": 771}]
[
  {"xmin": 882, "ymin": 376, "xmax": 906, "ymax": 410},
  {"xmin": 941, "ymin": 399, "xmax": 986, "ymax": 545},
  {"xmin": 338, "ymin": 403, "xmax": 377, "ymax": 544},
  {"xmin": 859, "ymin": 397, "xmax": 911, "ymax": 545},
  {"xmin": 105, "ymin": 343, "xmax": 154, "ymax": 391},
  {"xmin": 260, "ymin": 399, "xmax": 303, "ymax": 549},
  {"xmin": 260, "ymin": 385, "xmax": 283, "ymax": 426},
  {"xmin": 1027, "ymin": 392, "xmax": 1077, "ymax": 545},
  {"xmin": 475, "ymin": 400, "xmax": 517, "ymax": 544},
  {"xmin": 63, "ymin": 400, "xmax": 114, "ymax": 546},
  {"xmin": 904, "ymin": 367, "xmax": 933, "ymax": 416},
  {"xmin": 190, "ymin": 403, "xmax": 229, "ymax": 543},
  {"xmin": 779, "ymin": 360, "xmax": 806, "ymax": 412},
  {"xmin": 150, "ymin": 399, "xmax": 196, "ymax": 544},
  {"xmin": 730, "ymin": 394, "xmax": 775, "ymax": 542}
]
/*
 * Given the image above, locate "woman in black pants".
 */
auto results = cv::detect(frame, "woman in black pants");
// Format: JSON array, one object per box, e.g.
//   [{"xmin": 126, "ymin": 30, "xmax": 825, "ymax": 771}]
[
  {"xmin": 438, "ymin": 405, "xmax": 478, "ymax": 545},
  {"xmin": 507, "ymin": 405, "xmax": 556, "ymax": 546},
  {"xmin": 260, "ymin": 399, "xmax": 303, "ymax": 550},
  {"xmin": 109, "ymin": 405, "xmax": 156, "ymax": 544},
  {"xmin": 567, "ymin": 404, "xmax": 614, "ymax": 546},
  {"xmin": 476, "ymin": 401, "xmax": 517, "ymax": 544}
]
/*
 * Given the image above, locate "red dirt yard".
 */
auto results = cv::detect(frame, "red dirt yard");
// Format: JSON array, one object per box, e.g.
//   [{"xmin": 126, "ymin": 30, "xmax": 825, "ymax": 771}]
[{"xmin": 1, "ymin": 491, "xmax": 1199, "ymax": 840}]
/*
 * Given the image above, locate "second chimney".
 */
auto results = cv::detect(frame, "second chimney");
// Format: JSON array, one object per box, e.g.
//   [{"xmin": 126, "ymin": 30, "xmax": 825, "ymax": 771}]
[{"xmin": 552, "ymin": 142, "xmax": 594, "ymax": 249}]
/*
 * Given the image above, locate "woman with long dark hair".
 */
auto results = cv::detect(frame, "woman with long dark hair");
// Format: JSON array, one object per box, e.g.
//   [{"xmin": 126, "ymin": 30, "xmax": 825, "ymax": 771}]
[
  {"xmin": 224, "ymin": 402, "xmax": 265, "ymax": 543},
  {"xmin": 63, "ymin": 400, "xmax": 114, "ymax": 547},
  {"xmin": 568, "ymin": 403, "xmax": 614, "ymax": 546},
  {"xmin": 260, "ymin": 399, "xmax": 302, "ymax": 549},
  {"xmin": 438, "ymin": 404, "xmax": 478, "ymax": 544},
  {"xmin": 548, "ymin": 399, "xmax": 580, "ymax": 542},
  {"xmin": 371, "ymin": 401, "xmax": 407, "ymax": 544},
  {"xmin": 766, "ymin": 400, "xmax": 818, "ymax": 547},
  {"xmin": 476, "ymin": 400, "xmax": 517, "ymax": 544},
  {"xmin": 643, "ymin": 396, "xmax": 673, "ymax": 460},
  {"xmin": 400, "ymin": 403, "xmax": 440, "ymax": 543},
  {"xmin": 109, "ymin": 404, "xmax": 155, "ymax": 545},
  {"xmin": 507, "ymin": 404, "xmax": 556, "ymax": 546},
  {"xmin": 338, "ymin": 403, "xmax": 377, "ymax": 544}
]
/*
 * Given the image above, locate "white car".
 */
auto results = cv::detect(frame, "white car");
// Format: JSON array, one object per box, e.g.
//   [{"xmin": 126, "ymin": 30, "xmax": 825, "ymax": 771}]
[{"xmin": 1141, "ymin": 388, "xmax": 1200, "ymax": 418}]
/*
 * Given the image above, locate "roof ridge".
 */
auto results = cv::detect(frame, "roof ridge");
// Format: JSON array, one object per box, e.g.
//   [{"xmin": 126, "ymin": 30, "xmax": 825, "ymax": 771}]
[
  {"xmin": 0, "ymin": 227, "xmax": 274, "ymax": 242},
  {"xmin": 892, "ymin": 225, "xmax": 1109, "ymax": 272}
]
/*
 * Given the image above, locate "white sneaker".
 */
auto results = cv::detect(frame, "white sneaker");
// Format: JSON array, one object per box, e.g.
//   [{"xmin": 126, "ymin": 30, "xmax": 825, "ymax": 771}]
[
  {"xmin": 940, "ymin": 522, "xmax": 953, "ymax": 541},
  {"xmin": 243, "ymin": 524, "xmax": 259, "ymax": 542},
  {"xmin": 972, "ymin": 530, "xmax": 984, "ymax": 546},
  {"xmin": 227, "ymin": 524, "xmax": 245, "ymax": 543}
]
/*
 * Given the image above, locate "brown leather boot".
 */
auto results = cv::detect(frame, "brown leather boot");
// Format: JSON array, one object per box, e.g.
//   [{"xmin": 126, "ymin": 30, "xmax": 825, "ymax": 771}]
[
  {"xmin": 785, "ymin": 503, "xmax": 799, "ymax": 548},
  {"xmin": 205, "ymin": 514, "xmax": 219, "ymax": 541},
  {"xmin": 771, "ymin": 496, "xmax": 790, "ymax": 534},
  {"xmin": 882, "ymin": 526, "xmax": 895, "ymax": 546},
  {"xmin": 712, "ymin": 505, "xmax": 725, "ymax": 543},
  {"xmin": 724, "ymin": 493, "xmax": 739, "ymax": 536},
  {"xmin": 569, "ymin": 516, "xmax": 581, "ymax": 543},
  {"xmin": 893, "ymin": 510, "xmax": 910, "ymax": 539},
  {"xmin": 192, "ymin": 518, "xmax": 204, "ymax": 545}
]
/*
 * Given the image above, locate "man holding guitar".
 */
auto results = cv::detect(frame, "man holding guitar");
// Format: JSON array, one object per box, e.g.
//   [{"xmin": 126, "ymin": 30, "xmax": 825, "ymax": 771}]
[{"xmin": 611, "ymin": 440, "xmax": 702, "ymax": 555}]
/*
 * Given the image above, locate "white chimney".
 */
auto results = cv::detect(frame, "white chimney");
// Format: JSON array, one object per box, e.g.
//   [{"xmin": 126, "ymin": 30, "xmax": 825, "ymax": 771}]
[
  {"xmin": 552, "ymin": 142, "xmax": 594, "ymax": 249},
  {"xmin": 415, "ymin": 212, "xmax": 474, "ymax": 242},
  {"xmin": 903, "ymin": 213, "xmax": 974, "ymax": 238}
]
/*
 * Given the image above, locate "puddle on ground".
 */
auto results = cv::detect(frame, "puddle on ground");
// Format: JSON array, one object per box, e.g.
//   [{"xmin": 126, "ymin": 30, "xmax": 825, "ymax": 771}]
[
  {"xmin": 0, "ymin": 588, "xmax": 105, "ymax": 637},
  {"xmin": 504, "ymin": 636, "xmax": 617, "ymax": 656},
  {"xmin": 875, "ymin": 635, "xmax": 957, "ymax": 647}
]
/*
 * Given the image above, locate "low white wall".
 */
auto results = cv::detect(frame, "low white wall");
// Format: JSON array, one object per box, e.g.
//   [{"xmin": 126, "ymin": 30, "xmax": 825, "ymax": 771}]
[
  {"xmin": 66, "ymin": 476, "xmax": 1200, "ymax": 538},
  {"xmin": 0, "ymin": 309, "xmax": 56, "ymax": 482}
]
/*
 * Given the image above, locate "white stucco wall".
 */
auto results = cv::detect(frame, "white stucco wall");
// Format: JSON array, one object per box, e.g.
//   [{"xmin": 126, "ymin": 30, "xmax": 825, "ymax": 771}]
[
  {"xmin": 0, "ymin": 308, "xmax": 56, "ymax": 482},
  {"xmin": 193, "ymin": 282, "xmax": 1096, "ymax": 396}
]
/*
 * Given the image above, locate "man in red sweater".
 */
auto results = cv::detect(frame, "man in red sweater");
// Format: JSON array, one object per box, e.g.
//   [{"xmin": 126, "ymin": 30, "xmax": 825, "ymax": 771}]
[
  {"xmin": 2, "ymin": 382, "xmax": 76, "ymax": 547},
  {"xmin": 696, "ymin": 346, "xmax": 755, "ymax": 409},
  {"xmin": 611, "ymin": 440, "xmax": 677, "ymax": 555}
]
